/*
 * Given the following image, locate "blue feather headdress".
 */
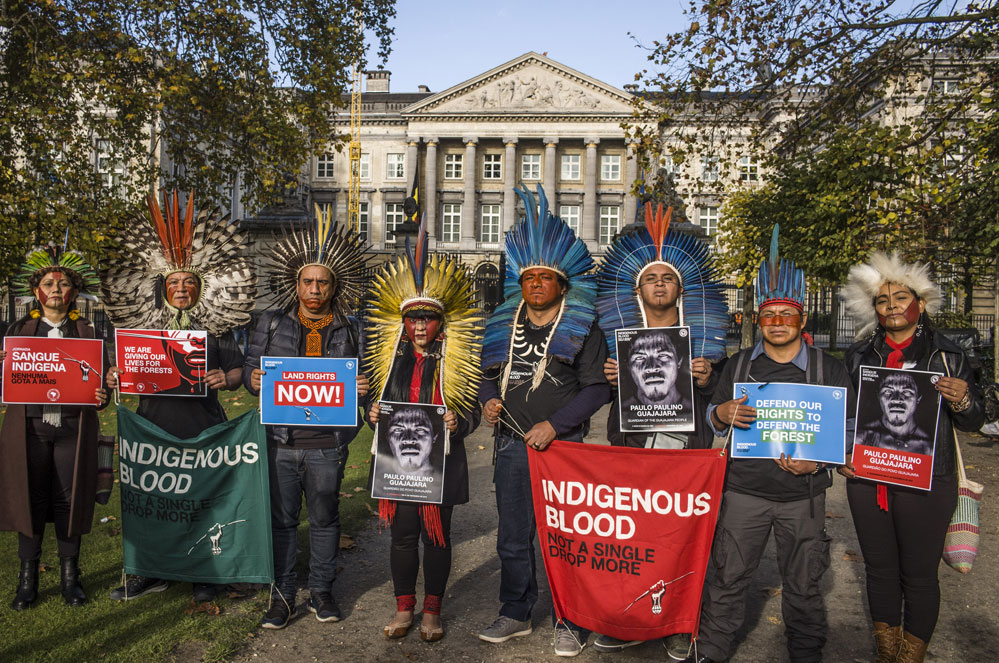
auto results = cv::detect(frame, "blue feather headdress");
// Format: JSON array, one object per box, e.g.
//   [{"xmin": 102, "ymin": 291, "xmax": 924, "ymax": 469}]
[
  {"xmin": 596, "ymin": 202, "xmax": 728, "ymax": 360},
  {"xmin": 756, "ymin": 224, "xmax": 806, "ymax": 310},
  {"xmin": 481, "ymin": 183, "xmax": 597, "ymax": 375}
]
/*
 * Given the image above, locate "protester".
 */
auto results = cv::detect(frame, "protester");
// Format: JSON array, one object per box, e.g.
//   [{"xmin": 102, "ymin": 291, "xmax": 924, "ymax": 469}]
[
  {"xmin": 1, "ymin": 246, "xmax": 109, "ymax": 609},
  {"xmin": 477, "ymin": 184, "xmax": 610, "ymax": 657},
  {"xmin": 593, "ymin": 201, "xmax": 728, "ymax": 658},
  {"xmin": 840, "ymin": 252, "xmax": 984, "ymax": 663},
  {"xmin": 244, "ymin": 210, "xmax": 370, "ymax": 629},
  {"xmin": 102, "ymin": 192, "xmax": 256, "ymax": 602},
  {"xmin": 695, "ymin": 225, "xmax": 855, "ymax": 663},
  {"xmin": 364, "ymin": 227, "xmax": 483, "ymax": 642}
]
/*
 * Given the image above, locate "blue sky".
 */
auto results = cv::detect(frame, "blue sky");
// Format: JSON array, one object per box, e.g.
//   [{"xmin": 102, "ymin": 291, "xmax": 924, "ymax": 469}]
[{"xmin": 370, "ymin": 0, "xmax": 689, "ymax": 93}]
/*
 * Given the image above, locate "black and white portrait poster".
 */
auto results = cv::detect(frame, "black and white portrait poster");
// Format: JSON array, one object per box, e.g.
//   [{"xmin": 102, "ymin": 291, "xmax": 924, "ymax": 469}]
[
  {"xmin": 616, "ymin": 326, "xmax": 695, "ymax": 433},
  {"xmin": 371, "ymin": 401, "xmax": 448, "ymax": 504},
  {"xmin": 851, "ymin": 365, "xmax": 942, "ymax": 491}
]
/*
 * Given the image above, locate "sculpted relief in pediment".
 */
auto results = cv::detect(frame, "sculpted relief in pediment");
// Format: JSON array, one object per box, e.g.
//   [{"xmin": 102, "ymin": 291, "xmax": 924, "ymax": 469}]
[{"xmin": 454, "ymin": 72, "xmax": 608, "ymax": 111}]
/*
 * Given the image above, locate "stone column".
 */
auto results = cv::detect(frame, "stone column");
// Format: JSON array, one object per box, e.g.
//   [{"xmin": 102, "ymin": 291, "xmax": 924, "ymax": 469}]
[
  {"xmin": 543, "ymin": 137, "xmax": 559, "ymax": 200},
  {"xmin": 503, "ymin": 138, "xmax": 518, "ymax": 231},
  {"xmin": 406, "ymin": 140, "xmax": 419, "ymax": 195},
  {"xmin": 623, "ymin": 141, "xmax": 639, "ymax": 226},
  {"xmin": 583, "ymin": 138, "xmax": 599, "ymax": 242},
  {"xmin": 462, "ymin": 137, "xmax": 477, "ymax": 247},
  {"xmin": 425, "ymin": 138, "xmax": 438, "ymax": 238}
]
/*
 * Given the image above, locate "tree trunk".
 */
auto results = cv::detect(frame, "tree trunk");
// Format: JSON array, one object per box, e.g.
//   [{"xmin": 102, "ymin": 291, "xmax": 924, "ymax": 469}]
[
  {"xmin": 963, "ymin": 258, "xmax": 974, "ymax": 315},
  {"xmin": 741, "ymin": 283, "xmax": 755, "ymax": 350},
  {"xmin": 829, "ymin": 288, "xmax": 840, "ymax": 351}
]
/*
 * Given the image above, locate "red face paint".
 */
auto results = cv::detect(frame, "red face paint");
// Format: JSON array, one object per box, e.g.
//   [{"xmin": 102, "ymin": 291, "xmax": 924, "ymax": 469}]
[
  {"xmin": 876, "ymin": 289, "xmax": 921, "ymax": 328},
  {"xmin": 758, "ymin": 313, "xmax": 802, "ymax": 328},
  {"xmin": 404, "ymin": 316, "xmax": 441, "ymax": 352}
]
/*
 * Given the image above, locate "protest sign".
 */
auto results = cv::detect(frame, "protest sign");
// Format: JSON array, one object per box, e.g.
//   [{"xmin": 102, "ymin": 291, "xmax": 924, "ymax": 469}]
[
  {"xmin": 2, "ymin": 336, "xmax": 103, "ymax": 405},
  {"xmin": 259, "ymin": 356, "xmax": 358, "ymax": 427},
  {"xmin": 616, "ymin": 327, "xmax": 695, "ymax": 433},
  {"xmin": 731, "ymin": 382, "xmax": 847, "ymax": 464},
  {"xmin": 851, "ymin": 365, "xmax": 941, "ymax": 490},
  {"xmin": 530, "ymin": 442, "xmax": 726, "ymax": 642},
  {"xmin": 118, "ymin": 408, "xmax": 272, "ymax": 583},
  {"xmin": 371, "ymin": 401, "xmax": 447, "ymax": 504},
  {"xmin": 114, "ymin": 329, "xmax": 208, "ymax": 397}
]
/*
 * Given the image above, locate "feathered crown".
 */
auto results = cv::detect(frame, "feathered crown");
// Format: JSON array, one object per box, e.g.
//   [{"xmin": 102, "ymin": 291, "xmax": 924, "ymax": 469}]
[
  {"xmin": 841, "ymin": 251, "xmax": 942, "ymax": 340},
  {"xmin": 756, "ymin": 224, "xmax": 806, "ymax": 311},
  {"xmin": 596, "ymin": 202, "xmax": 728, "ymax": 360},
  {"xmin": 101, "ymin": 191, "xmax": 257, "ymax": 336},
  {"xmin": 482, "ymin": 183, "xmax": 598, "ymax": 372},
  {"xmin": 365, "ymin": 222, "xmax": 484, "ymax": 415},
  {"xmin": 257, "ymin": 203, "xmax": 369, "ymax": 320},
  {"xmin": 15, "ymin": 242, "xmax": 100, "ymax": 300}
]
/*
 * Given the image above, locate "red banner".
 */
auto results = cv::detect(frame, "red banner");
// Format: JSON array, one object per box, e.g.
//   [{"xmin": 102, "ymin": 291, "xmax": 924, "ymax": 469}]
[
  {"xmin": 529, "ymin": 442, "xmax": 727, "ymax": 641},
  {"xmin": 2, "ymin": 336, "xmax": 104, "ymax": 405},
  {"xmin": 115, "ymin": 329, "xmax": 207, "ymax": 397}
]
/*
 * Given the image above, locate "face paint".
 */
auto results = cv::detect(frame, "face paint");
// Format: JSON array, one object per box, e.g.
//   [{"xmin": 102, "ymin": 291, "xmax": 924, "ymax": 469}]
[
  {"xmin": 758, "ymin": 313, "xmax": 802, "ymax": 327},
  {"xmin": 404, "ymin": 316, "xmax": 441, "ymax": 352},
  {"xmin": 875, "ymin": 284, "xmax": 922, "ymax": 330},
  {"xmin": 165, "ymin": 271, "xmax": 201, "ymax": 310}
]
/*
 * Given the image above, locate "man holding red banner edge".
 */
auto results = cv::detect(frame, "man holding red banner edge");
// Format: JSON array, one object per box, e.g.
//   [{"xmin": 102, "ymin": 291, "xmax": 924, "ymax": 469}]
[
  {"xmin": 477, "ymin": 184, "xmax": 610, "ymax": 657},
  {"xmin": 698, "ymin": 225, "xmax": 856, "ymax": 663}
]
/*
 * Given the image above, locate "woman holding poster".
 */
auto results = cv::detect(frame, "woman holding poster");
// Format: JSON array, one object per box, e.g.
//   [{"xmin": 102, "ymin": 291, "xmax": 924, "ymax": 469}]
[
  {"xmin": 0, "ymin": 245, "xmax": 109, "ymax": 610},
  {"xmin": 842, "ymin": 253, "xmax": 984, "ymax": 663},
  {"xmin": 364, "ymin": 217, "xmax": 482, "ymax": 642}
]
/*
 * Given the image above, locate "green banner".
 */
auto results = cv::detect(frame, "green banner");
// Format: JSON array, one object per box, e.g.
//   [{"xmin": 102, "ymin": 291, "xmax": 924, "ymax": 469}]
[{"xmin": 118, "ymin": 408, "xmax": 273, "ymax": 584}]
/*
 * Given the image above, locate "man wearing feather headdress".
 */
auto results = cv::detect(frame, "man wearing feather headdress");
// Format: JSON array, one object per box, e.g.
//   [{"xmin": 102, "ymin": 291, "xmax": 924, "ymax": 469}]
[
  {"xmin": 591, "ymin": 202, "xmax": 728, "ymax": 657},
  {"xmin": 476, "ymin": 184, "xmax": 610, "ymax": 656},
  {"xmin": 243, "ymin": 205, "xmax": 370, "ymax": 629},
  {"xmin": 694, "ymin": 226, "xmax": 855, "ymax": 663},
  {"xmin": 102, "ymin": 191, "xmax": 256, "ymax": 603}
]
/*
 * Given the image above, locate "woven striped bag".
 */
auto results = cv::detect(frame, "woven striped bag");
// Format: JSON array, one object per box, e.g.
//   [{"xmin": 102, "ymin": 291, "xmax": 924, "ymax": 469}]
[{"xmin": 942, "ymin": 436, "xmax": 983, "ymax": 573}]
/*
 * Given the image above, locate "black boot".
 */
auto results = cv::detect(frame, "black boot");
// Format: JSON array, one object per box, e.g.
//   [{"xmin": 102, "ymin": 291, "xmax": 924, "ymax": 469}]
[
  {"xmin": 60, "ymin": 556, "xmax": 87, "ymax": 607},
  {"xmin": 10, "ymin": 559, "xmax": 39, "ymax": 611}
]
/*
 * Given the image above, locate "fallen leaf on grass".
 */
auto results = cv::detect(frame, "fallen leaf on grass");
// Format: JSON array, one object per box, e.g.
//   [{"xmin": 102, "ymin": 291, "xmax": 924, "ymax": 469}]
[
  {"xmin": 365, "ymin": 502, "xmax": 376, "ymax": 514},
  {"xmin": 185, "ymin": 601, "xmax": 222, "ymax": 616},
  {"xmin": 339, "ymin": 493, "xmax": 353, "ymax": 499},
  {"xmin": 825, "ymin": 512, "xmax": 844, "ymax": 519},
  {"xmin": 843, "ymin": 550, "xmax": 864, "ymax": 562},
  {"xmin": 478, "ymin": 445, "xmax": 486, "ymax": 450},
  {"xmin": 38, "ymin": 563, "xmax": 53, "ymax": 573},
  {"xmin": 765, "ymin": 586, "xmax": 782, "ymax": 597},
  {"xmin": 365, "ymin": 458, "xmax": 371, "ymax": 464},
  {"xmin": 339, "ymin": 535, "xmax": 355, "ymax": 550},
  {"xmin": 767, "ymin": 615, "xmax": 781, "ymax": 625},
  {"xmin": 353, "ymin": 486, "xmax": 364, "ymax": 492},
  {"xmin": 347, "ymin": 464, "xmax": 361, "ymax": 469},
  {"xmin": 105, "ymin": 527, "xmax": 121, "ymax": 537}
]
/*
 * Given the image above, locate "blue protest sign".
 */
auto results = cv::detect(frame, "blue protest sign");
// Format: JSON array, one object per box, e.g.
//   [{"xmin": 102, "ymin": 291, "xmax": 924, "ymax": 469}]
[
  {"xmin": 259, "ymin": 356, "xmax": 358, "ymax": 427},
  {"xmin": 730, "ymin": 382, "xmax": 847, "ymax": 464}
]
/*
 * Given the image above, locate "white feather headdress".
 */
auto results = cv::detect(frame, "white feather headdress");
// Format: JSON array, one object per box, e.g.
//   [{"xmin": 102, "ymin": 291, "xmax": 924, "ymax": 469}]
[{"xmin": 841, "ymin": 252, "xmax": 942, "ymax": 340}]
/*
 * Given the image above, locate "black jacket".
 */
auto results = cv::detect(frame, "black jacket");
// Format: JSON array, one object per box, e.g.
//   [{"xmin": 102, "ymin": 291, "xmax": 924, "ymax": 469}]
[
  {"xmin": 243, "ymin": 308, "xmax": 364, "ymax": 447},
  {"xmin": 845, "ymin": 326, "xmax": 985, "ymax": 477}
]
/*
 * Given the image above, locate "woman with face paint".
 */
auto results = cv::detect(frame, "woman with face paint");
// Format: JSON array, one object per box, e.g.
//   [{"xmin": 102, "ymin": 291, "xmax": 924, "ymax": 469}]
[
  {"xmin": 0, "ymin": 246, "xmax": 110, "ymax": 610},
  {"xmin": 841, "ymin": 253, "xmax": 984, "ymax": 663},
  {"xmin": 364, "ymin": 224, "xmax": 483, "ymax": 644}
]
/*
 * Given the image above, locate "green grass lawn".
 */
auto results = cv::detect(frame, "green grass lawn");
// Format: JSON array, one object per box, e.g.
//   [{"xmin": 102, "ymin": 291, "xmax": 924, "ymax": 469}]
[{"xmin": 0, "ymin": 389, "xmax": 376, "ymax": 663}]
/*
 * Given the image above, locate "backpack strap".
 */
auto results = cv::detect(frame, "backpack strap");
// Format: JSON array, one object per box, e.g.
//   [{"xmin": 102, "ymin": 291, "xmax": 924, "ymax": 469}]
[{"xmin": 806, "ymin": 345, "xmax": 822, "ymax": 385}]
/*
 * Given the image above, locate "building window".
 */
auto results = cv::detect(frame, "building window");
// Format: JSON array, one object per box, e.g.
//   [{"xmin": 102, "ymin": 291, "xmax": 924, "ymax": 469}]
[
  {"xmin": 739, "ymin": 156, "xmax": 758, "ymax": 182},
  {"xmin": 357, "ymin": 202, "xmax": 369, "ymax": 241},
  {"xmin": 561, "ymin": 154, "xmax": 581, "ymax": 180},
  {"xmin": 932, "ymin": 79, "xmax": 961, "ymax": 95},
  {"xmin": 444, "ymin": 153, "xmax": 463, "ymax": 179},
  {"xmin": 480, "ymin": 204, "xmax": 501, "ymax": 243},
  {"xmin": 701, "ymin": 155, "xmax": 719, "ymax": 182},
  {"xmin": 352, "ymin": 153, "xmax": 370, "ymax": 180},
  {"xmin": 386, "ymin": 153, "xmax": 405, "ymax": 180},
  {"xmin": 483, "ymin": 154, "xmax": 502, "ymax": 180},
  {"xmin": 698, "ymin": 206, "xmax": 719, "ymax": 236},
  {"xmin": 601, "ymin": 155, "xmax": 621, "ymax": 181},
  {"xmin": 441, "ymin": 203, "xmax": 462, "ymax": 243},
  {"xmin": 559, "ymin": 205, "xmax": 581, "ymax": 235},
  {"xmin": 385, "ymin": 203, "xmax": 404, "ymax": 244},
  {"xmin": 96, "ymin": 140, "xmax": 124, "ymax": 190},
  {"xmin": 599, "ymin": 206, "xmax": 621, "ymax": 244},
  {"xmin": 316, "ymin": 153, "xmax": 335, "ymax": 179},
  {"xmin": 522, "ymin": 154, "xmax": 541, "ymax": 180}
]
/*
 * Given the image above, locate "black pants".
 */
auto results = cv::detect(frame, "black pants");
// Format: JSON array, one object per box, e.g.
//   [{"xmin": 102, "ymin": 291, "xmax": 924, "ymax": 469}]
[
  {"xmin": 19, "ymin": 418, "xmax": 81, "ymax": 560},
  {"xmin": 846, "ymin": 473, "xmax": 957, "ymax": 642},
  {"xmin": 390, "ymin": 503, "xmax": 453, "ymax": 598}
]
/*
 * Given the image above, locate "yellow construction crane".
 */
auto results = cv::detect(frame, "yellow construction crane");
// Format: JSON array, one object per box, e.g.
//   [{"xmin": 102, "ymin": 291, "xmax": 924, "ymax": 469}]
[{"xmin": 347, "ymin": 17, "xmax": 362, "ymax": 234}]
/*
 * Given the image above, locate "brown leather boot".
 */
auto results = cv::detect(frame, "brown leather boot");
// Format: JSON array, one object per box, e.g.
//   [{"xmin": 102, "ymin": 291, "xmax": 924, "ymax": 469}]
[
  {"xmin": 897, "ymin": 631, "xmax": 928, "ymax": 663},
  {"xmin": 872, "ymin": 622, "xmax": 902, "ymax": 663}
]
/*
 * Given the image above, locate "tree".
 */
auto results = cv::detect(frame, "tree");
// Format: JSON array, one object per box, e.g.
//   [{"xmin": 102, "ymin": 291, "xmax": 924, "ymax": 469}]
[{"xmin": 0, "ymin": 0, "xmax": 396, "ymax": 283}]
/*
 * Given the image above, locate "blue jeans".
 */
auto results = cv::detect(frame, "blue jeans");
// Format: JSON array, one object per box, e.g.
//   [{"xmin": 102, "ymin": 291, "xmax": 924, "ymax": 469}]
[
  {"xmin": 494, "ymin": 431, "xmax": 587, "ymax": 636},
  {"xmin": 268, "ymin": 445, "xmax": 346, "ymax": 601}
]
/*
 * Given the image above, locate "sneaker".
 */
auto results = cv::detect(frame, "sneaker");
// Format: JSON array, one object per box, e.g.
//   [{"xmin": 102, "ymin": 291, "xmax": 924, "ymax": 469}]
[
  {"xmin": 594, "ymin": 633, "xmax": 643, "ymax": 652},
  {"xmin": 261, "ymin": 600, "xmax": 296, "ymax": 629},
  {"xmin": 192, "ymin": 583, "xmax": 218, "ymax": 603},
  {"xmin": 663, "ymin": 633, "xmax": 693, "ymax": 661},
  {"xmin": 109, "ymin": 576, "xmax": 169, "ymax": 601},
  {"xmin": 478, "ymin": 615, "xmax": 533, "ymax": 643},
  {"xmin": 308, "ymin": 592, "xmax": 342, "ymax": 622},
  {"xmin": 554, "ymin": 623, "xmax": 586, "ymax": 657}
]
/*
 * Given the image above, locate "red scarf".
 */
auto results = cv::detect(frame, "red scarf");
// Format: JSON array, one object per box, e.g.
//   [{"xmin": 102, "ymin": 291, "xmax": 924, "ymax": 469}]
[{"xmin": 876, "ymin": 334, "xmax": 914, "ymax": 510}]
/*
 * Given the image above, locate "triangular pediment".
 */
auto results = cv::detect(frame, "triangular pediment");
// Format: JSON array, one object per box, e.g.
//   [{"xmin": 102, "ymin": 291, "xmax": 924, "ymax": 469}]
[{"xmin": 402, "ymin": 52, "xmax": 634, "ymax": 116}]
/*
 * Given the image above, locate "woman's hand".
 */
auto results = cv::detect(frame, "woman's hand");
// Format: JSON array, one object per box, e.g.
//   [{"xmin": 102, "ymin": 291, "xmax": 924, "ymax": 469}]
[
  {"xmin": 443, "ymin": 410, "xmax": 458, "ymax": 432},
  {"xmin": 368, "ymin": 401, "xmax": 381, "ymax": 425},
  {"xmin": 484, "ymin": 398, "xmax": 503, "ymax": 425},
  {"xmin": 603, "ymin": 358, "xmax": 619, "ymax": 387},
  {"xmin": 106, "ymin": 366, "xmax": 121, "ymax": 389},
  {"xmin": 250, "ymin": 368, "xmax": 264, "ymax": 392},
  {"xmin": 936, "ymin": 376, "xmax": 969, "ymax": 405},
  {"xmin": 837, "ymin": 459, "xmax": 856, "ymax": 479}
]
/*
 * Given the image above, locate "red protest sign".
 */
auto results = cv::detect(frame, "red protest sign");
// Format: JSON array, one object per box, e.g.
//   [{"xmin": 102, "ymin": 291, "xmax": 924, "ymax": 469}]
[
  {"xmin": 2, "ymin": 337, "xmax": 104, "ymax": 405},
  {"xmin": 529, "ymin": 442, "xmax": 727, "ymax": 642},
  {"xmin": 114, "ymin": 329, "xmax": 208, "ymax": 397}
]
